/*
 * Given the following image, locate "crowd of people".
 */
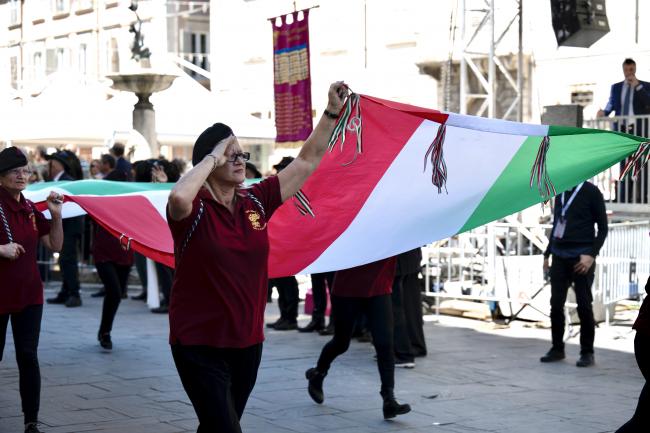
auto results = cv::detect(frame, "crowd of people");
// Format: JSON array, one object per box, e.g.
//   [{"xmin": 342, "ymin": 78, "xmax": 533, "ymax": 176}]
[{"xmin": 0, "ymin": 77, "xmax": 648, "ymax": 433}]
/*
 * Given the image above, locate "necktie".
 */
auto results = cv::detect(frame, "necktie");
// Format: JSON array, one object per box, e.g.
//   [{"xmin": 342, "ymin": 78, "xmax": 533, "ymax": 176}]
[{"xmin": 623, "ymin": 84, "xmax": 631, "ymax": 115}]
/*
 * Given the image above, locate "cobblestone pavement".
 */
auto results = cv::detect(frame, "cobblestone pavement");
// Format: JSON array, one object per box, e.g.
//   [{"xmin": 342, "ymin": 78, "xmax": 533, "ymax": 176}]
[{"xmin": 0, "ymin": 284, "xmax": 642, "ymax": 432}]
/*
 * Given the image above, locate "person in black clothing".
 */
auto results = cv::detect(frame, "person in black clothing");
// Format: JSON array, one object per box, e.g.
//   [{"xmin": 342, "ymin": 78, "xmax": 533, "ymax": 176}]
[
  {"xmin": 299, "ymin": 272, "xmax": 335, "ymax": 333},
  {"xmin": 134, "ymin": 159, "xmax": 179, "ymax": 313},
  {"xmin": 615, "ymin": 276, "xmax": 650, "ymax": 432},
  {"xmin": 540, "ymin": 181, "xmax": 608, "ymax": 367},
  {"xmin": 392, "ymin": 248, "xmax": 427, "ymax": 367},
  {"xmin": 265, "ymin": 157, "xmax": 300, "ymax": 331},
  {"xmin": 45, "ymin": 151, "xmax": 84, "ymax": 308}
]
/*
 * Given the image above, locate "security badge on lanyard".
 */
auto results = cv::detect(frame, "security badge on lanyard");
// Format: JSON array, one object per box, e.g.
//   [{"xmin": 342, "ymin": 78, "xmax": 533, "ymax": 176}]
[{"xmin": 552, "ymin": 182, "xmax": 584, "ymax": 239}]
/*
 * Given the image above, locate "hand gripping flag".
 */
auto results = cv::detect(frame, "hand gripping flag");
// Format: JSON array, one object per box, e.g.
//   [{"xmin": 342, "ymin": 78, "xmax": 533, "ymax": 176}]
[{"xmin": 25, "ymin": 94, "xmax": 649, "ymax": 277}]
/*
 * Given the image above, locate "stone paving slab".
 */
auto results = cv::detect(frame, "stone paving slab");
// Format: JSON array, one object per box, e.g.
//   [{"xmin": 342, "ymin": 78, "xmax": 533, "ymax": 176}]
[{"xmin": 0, "ymin": 285, "xmax": 643, "ymax": 432}]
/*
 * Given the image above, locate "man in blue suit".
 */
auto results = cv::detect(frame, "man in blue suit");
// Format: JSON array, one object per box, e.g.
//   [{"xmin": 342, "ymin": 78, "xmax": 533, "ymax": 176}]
[
  {"xmin": 598, "ymin": 58, "xmax": 650, "ymax": 203},
  {"xmin": 598, "ymin": 58, "xmax": 650, "ymax": 128}
]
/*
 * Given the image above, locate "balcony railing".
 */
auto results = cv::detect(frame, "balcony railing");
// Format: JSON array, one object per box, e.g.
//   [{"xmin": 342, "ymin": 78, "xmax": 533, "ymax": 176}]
[{"xmin": 584, "ymin": 114, "xmax": 650, "ymax": 211}]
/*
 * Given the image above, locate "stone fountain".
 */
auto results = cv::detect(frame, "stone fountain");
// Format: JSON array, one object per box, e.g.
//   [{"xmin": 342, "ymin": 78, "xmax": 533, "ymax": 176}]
[{"xmin": 106, "ymin": 1, "xmax": 176, "ymax": 157}]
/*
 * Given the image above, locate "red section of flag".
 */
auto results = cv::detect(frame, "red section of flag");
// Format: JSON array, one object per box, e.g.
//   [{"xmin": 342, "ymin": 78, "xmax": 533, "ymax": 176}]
[
  {"xmin": 68, "ymin": 195, "xmax": 174, "ymax": 267},
  {"xmin": 267, "ymin": 96, "xmax": 428, "ymax": 277}
]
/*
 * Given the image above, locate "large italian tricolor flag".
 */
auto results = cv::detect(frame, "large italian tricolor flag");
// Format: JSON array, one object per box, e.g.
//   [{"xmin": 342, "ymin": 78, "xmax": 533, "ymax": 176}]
[{"xmin": 25, "ymin": 94, "xmax": 648, "ymax": 277}]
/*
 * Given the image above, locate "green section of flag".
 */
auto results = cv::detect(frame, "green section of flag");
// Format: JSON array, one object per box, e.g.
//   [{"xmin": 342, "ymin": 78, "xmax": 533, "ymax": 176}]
[
  {"xmin": 459, "ymin": 131, "xmax": 642, "ymax": 233},
  {"xmin": 26, "ymin": 178, "xmax": 262, "ymax": 196}
]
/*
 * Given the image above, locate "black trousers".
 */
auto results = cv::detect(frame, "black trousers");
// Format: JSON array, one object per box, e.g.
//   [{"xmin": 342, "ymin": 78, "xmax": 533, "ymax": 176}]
[
  {"xmin": 317, "ymin": 294, "xmax": 395, "ymax": 392},
  {"xmin": 155, "ymin": 263, "xmax": 174, "ymax": 305},
  {"xmin": 616, "ymin": 331, "xmax": 650, "ymax": 433},
  {"xmin": 171, "ymin": 343, "xmax": 263, "ymax": 433},
  {"xmin": 134, "ymin": 252, "xmax": 148, "ymax": 293},
  {"xmin": 269, "ymin": 277, "xmax": 299, "ymax": 323},
  {"xmin": 549, "ymin": 256, "xmax": 596, "ymax": 354},
  {"xmin": 59, "ymin": 216, "xmax": 83, "ymax": 298},
  {"xmin": 0, "ymin": 304, "xmax": 42, "ymax": 424},
  {"xmin": 97, "ymin": 262, "xmax": 132, "ymax": 335},
  {"xmin": 310, "ymin": 272, "xmax": 335, "ymax": 323},
  {"xmin": 392, "ymin": 272, "xmax": 427, "ymax": 361}
]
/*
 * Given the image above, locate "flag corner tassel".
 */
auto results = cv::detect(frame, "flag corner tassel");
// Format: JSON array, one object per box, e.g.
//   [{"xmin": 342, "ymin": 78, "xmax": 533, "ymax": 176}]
[
  {"xmin": 529, "ymin": 135, "xmax": 555, "ymax": 201},
  {"xmin": 620, "ymin": 141, "xmax": 650, "ymax": 181},
  {"xmin": 293, "ymin": 189, "xmax": 315, "ymax": 218},
  {"xmin": 423, "ymin": 123, "xmax": 448, "ymax": 194},
  {"xmin": 327, "ymin": 92, "xmax": 362, "ymax": 166}
]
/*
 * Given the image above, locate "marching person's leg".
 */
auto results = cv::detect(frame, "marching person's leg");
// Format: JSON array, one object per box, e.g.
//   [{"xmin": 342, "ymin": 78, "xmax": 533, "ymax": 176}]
[
  {"xmin": 228, "ymin": 343, "xmax": 263, "ymax": 419},
  {"xmin": 367, "ymin": 294, "xmax": 411, "ymax": 419},
  {"xmin": 96, "ymin": 262, "xmax": 122, "ymax": 350},
  {"xmin": 11, "ymin": 305, "xmax": 43, "ymax": 430},
  {"xmin": 306, "ymin": 295, "xmax": 360, "ymax": 404},
  {"xmin": 171, "ymin": 345, "xmax": 242, "ymax": 433}
]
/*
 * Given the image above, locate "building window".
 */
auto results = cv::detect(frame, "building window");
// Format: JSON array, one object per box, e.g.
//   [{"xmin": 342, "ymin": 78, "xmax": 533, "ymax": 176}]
[
  {"xmin": 107, "ymin": 38, "xmax": 119, "ymax": 73},
  {"xmin": 10, "ymin": 56, "xmax": 19, "ymax": 89},
  {"xmin": 78, "ymin": 43, "xmax": 88, "ymax": 75},
  {"xmin": 9, "ymin": 0, "xmax": 21, "ymax": 25},
  {"xmin": 33, "ymin": 52, "xmax": 44, "ymax": 81},
  {"xmin": 75, "ymin": 0, "xmax": 94, "ymax": 11},
  {"xmin": 185, "ymin": 32, "xmax": 209, "ymax": 74},
  {"xmin": 571, "ymin": 90, "xmax": 594, "ymax": 107},
  {"xmin": 52, "ymin": 0, "xmax": 71, "ymax": 14}
]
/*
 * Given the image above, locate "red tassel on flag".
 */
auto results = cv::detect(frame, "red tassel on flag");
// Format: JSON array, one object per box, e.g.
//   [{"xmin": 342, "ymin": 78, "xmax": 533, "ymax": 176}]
[
  {"xmin": 620, "ymin": 142, "xmax": 650, "ymax": 180},
  {"xmin": 530, "ymin": 135, "xmax": 555, "ymax": 202},
  {"xmin": 424, "ymin": 123, "xmax": 448, "ymax": 194}
]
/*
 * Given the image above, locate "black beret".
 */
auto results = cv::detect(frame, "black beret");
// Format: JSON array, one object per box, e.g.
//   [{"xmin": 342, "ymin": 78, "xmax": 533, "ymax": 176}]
[
  {"xmin": 273, "ymin": 156, "xmax": 294, "ymax": 172},
  {"xmin": 45, "ymin": 151, "xmax": 71, "ymax": 171},
  {"xmin": 192, "ymin": 123, "xmax": 233, "ymax": 166},
  {"xmin": 0, "ymin": 146, "xmax": 28, "ymax": 174}
]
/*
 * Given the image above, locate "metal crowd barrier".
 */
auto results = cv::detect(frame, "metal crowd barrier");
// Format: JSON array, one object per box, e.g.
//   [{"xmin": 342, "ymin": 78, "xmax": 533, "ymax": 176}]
[{"xmin": 423, "ymin": 220, "xmax": 649, "ymax": 326}]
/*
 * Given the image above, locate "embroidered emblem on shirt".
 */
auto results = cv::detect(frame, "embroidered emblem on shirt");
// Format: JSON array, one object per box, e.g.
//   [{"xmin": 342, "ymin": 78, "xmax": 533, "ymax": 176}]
[{"xmin": 246, "ymin": 210, "xmax": 266, "ymax": 230}]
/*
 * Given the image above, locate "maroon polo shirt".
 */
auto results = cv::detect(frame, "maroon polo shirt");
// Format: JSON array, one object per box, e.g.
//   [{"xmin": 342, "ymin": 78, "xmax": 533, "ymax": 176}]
[
  {"xmin": 92, "ymin": 223, "xmax": 134, "ymax": 266},
  {"xmin": 0, "ymin": 187, "xmax": 50, "ymax": 315},
  {"xmin": 331, "ymin": 257, "xmax": 397, "ymax": 298},
  {"xmin": 167, "ymin": 176, "xmax": 282, "ymax": 348}
]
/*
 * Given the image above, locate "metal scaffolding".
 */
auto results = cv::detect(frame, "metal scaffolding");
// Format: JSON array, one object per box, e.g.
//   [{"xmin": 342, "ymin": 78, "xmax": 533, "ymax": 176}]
[{"xmin": 459, "ymin": 0, "xmax": 523, "ymax": 120}]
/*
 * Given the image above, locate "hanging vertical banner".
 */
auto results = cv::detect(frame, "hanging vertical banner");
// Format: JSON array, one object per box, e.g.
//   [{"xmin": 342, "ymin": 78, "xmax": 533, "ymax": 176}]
[{"xmin": 271, "ymin": 10, "xmax": 313, "ymax": 143}]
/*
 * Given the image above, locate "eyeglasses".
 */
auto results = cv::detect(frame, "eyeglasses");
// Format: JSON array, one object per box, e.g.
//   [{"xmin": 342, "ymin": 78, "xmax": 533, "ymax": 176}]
[
  {"xmin": 226, "ymin": 152, "xmax": 250, "ymax": 163},
  {"xmin": 7, "ymin": 168, "xmax": 33, "ymax": 177}
]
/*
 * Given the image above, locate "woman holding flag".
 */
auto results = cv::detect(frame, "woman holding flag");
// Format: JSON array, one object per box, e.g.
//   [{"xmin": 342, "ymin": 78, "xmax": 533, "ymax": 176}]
[
  {"xmin": 166, "ymin": 82, "xmax": 346, "ymax": 433},
  {"xmin": 0, "ymin": 146, "xmax": 63, "ymax": 433}
]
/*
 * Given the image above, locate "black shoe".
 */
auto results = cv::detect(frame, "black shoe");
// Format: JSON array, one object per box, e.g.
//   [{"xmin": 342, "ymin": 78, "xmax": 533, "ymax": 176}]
[
  {"xmin": 24, "ymin": 422, "xmax": 41, "ymax": 433},
  {"xmin": 306, "ymin": 367, "xmax": 326, "ymax": 404},
  {"xmin": 381, "ymin": 389, "xmax": 411, "ymax": 419},
  {"xmin": 356, "ymin": 330, "xmax": 372, "ymax": 343},
  {"xmin": 150, "ymin": 305, "xmax": 168, "ymax": 314},
  {"xmin": 91, "ymin": 290, "xmax": 105, "ymax": 298},
  {"xmin": 576, "ymin": 353, "xmax": 595, "ymax": 367},
  {"xmin": 266, "ymin": 318, "xmax": 283, "ymax": 329},
  {"xmin": 65, "ymin": 295, "xmax": 82, "ymax": 308},
  {"xmin": 121, "ymin": 291, "xmax": 128, "ymax": 299},
  {"xmin": 298, "ymin": 320, "xmax": 325, "ymax": 333},
  {"xmin": 318, "ymin": 323, "xmax": 335, "ymax": 336},
  {"xmin": 98, "ymin": 332, "xmax": 112, "ymax": 350},
  {"xmin": 540, "ymin": 348, "xmax": 565, "ymax": 363},
  {"xmin": 46, "ymin": 293, "xmax": 68, "ymax": 304},
  {"xmin": 131, "ymin": 292, "xmax": 147, "ymax": 301},
  {"xmin": 274, "ymin": 319, "xmax": 298, "ymax": 331}
]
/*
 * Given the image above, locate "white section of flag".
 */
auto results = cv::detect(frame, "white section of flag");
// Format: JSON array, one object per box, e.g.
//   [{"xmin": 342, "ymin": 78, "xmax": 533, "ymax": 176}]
[{"xmin": 300, "ymin": 119, "xmax": 529, "ymax": 273}]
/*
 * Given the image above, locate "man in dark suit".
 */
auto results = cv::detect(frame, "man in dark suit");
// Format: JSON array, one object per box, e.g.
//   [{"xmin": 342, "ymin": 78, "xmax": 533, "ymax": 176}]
[
  {"xmin": 598, "ymin": 58, "xmax": 650, "ymax": 121},
  {"xmin": 110, "ymin": 143, "xmax": 132, "ymax": 180},
  {"xmin": 45, "ymin": 151, "xmax": 84, "ymax": 308},
  {"xmin": 598, "ymin": 58, "xmax": 650, "ymax": 203}
]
